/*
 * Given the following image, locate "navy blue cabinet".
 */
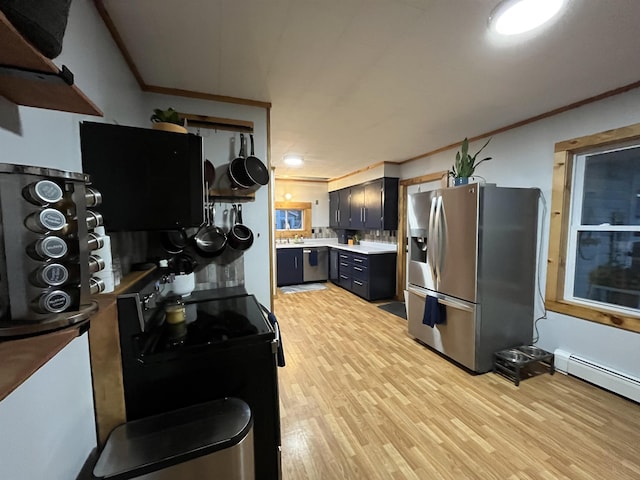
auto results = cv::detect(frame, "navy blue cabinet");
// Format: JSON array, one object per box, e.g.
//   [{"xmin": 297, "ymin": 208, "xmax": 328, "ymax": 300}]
[
  {"xmin": 329, "ymin": 177, "xmax": 398, "ymax": 231},
  {"xmin": 335, "ymin": 250, "xmax": 396, "ymax": 300},
  {"xmin": 329, "ymin": 189, "xmax": 351, "ymax": 228},
  {"xmin": 276, "ymin": 248, "xmax": 303, "ymax": 286}
]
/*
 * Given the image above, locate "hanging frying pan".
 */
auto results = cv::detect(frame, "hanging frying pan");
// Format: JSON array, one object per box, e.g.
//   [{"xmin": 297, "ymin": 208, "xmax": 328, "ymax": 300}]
[
  {"xmin": 244, "ymin": 134, "xmax": 269, "ymax": 186},
  {"xmin": 228, "ymin": 204, "xmax": 254, "ymax": 251},
  {"xmin": 193, "ymin": 203, "xmax": 227, "ymax": 257},
  {"xmin": 160, "ymin": 229, "xmax": 188, "ymax": 254},
  {"xmin": 204, "ymin": 159, "xmax": 215, "ymax": 192},
  {"xmin": 228, "ymin": 134, "xmax": 253, "ymax": 189}
]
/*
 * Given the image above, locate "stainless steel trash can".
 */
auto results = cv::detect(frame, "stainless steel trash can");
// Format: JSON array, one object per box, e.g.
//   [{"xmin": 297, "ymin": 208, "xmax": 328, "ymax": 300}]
[{"xmin": 93, "ymin": 397, "xmax": 254, "ymax": 480}]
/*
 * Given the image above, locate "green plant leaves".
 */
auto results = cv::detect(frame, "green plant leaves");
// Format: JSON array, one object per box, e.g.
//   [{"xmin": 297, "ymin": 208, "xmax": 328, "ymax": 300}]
[
  {"xmin": 150, "ymin": 107, "xmax": 182, "ymax": 125},
  {"xmin": 449, "ymin": 137, "xmax": 492, "ymax": 179}
]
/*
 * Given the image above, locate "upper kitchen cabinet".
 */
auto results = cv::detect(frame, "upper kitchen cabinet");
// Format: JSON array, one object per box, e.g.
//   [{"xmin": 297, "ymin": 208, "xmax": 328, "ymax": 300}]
[
  {"xmin": 365, "ymin": 177, "xmax": 398, "ymax": 230},
  {"xmin": 331, "ymin": 177, "xmax": 399, "ymax": 231},
  {"xmin": 329, "ymin": 188, "xmax": 351, "ymax": 229},
  {"xmin": 0, "ymin": 11, "xmax": 102, "ymax": 116}
]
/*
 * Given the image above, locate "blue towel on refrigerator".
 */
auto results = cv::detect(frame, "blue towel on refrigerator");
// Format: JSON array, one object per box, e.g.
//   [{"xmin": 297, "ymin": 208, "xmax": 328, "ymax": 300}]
[{"xmin": 422, "ymin": 295, "xmax": 446, "ymax": 328}]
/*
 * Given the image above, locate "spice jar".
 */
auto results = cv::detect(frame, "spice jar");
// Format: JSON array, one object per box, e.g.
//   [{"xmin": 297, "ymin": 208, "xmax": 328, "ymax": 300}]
[{"xmin": 164, "ymin": 299, "xmax": 186, "ymax": 325}]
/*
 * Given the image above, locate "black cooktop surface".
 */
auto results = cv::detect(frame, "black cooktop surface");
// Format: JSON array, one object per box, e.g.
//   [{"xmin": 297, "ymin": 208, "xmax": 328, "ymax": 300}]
[{"xmin": 137, "ymin": 294, "xmax": 273, "ymax": 356}]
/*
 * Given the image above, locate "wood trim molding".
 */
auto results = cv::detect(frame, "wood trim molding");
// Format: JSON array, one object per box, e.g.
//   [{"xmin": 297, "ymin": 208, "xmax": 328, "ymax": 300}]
[
  {"xmin": 93, "ymin": 0, "xmax": 271, "ymax": 109},
  {"xmin": 547, "ymin": 124, "xmax": 640, "ymax": 333},
  {"xmin": 399, "ymin": 170, "xmax": 449, "ymax": 187},
  {"xmin": 401, "ymin": 81, "xmax": 640, "ymax": 166},
  {"xmin": 396, "ymin": 169, "xmax": 450, "ymax": 299},
  {"xmin": 274, "ymin": 177, "xmax": 329, "ymax": 184},
  {"xmin": 93, "ymin": 0, "xmax": 146, "ymax": 89},
  {"xmin": 329, "ymin": 161, "xmax": 399, "ymax": 183},
  {"xmin": 143, "ymin": 85, "xmax": 271, "ymax": 110}
]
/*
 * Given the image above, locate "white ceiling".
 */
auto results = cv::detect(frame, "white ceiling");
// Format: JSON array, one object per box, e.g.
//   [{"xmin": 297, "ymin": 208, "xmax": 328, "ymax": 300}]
[{"xmin": 100, "ymin": 0, "xmax": 640, "ymax": 180}]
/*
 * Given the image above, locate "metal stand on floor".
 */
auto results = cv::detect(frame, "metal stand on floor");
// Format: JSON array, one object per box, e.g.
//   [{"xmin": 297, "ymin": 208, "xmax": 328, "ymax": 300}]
[{"xmin": 493, "ymin": 345, "xmax": 555, "ymax": 386}]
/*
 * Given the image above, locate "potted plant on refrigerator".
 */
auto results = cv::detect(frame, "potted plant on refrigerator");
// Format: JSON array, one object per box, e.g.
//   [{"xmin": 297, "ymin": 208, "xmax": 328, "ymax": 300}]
[
  {"xmin": 150, "ymin": 107, "xmax": 187, "ymax": 133},
  {"xmin": 449, "ymin": 137, "xmax": 492, "ymax": 186}
]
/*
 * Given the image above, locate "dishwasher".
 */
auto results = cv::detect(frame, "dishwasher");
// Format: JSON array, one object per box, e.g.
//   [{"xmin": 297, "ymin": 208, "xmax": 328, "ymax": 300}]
[{"xmin": 303, "ymin": 247, "xmax": 328, "ymax": 282}]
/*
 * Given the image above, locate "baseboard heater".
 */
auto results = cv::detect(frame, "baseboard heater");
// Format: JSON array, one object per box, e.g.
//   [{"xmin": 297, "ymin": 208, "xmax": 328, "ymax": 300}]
[{"xmin": 554, "ymin": 349, "xmax": 640, "ymax": 403}]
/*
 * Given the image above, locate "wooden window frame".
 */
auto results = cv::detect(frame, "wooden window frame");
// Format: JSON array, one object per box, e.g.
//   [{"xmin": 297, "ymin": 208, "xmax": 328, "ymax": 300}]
[
  {"xmin": 547, "ymin": 123, "xmax": 640, "ymax": 333},
  {"xmin": 274, "ymin": 201, "xmax": 312, "ymax": 238}
]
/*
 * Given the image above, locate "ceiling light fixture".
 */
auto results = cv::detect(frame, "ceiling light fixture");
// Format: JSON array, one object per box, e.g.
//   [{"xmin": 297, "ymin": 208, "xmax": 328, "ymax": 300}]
[
  {"xmin": 489, "ymin": 0, "xmax": 565, "ymax": 36},
  {"xmin": 283, "ymin": 154, "xmax": 303, "ymax": 167}
]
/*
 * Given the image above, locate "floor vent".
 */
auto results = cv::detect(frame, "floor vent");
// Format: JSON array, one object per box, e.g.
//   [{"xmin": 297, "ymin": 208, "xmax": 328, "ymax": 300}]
[{"xmin": 554, "ymin": 349, "xmax": 640, "ymax": 403}]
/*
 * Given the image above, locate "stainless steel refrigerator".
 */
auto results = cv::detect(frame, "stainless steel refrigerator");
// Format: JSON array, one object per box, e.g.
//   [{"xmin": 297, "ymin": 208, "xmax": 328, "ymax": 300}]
[{"xmin": 406, "ymin": 183, "xmax": 539, "ymax": 373}]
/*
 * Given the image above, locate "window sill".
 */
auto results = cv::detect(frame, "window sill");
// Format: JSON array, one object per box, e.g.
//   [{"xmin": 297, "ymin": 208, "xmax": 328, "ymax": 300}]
[{"xmin": 546, "ymin": 299, "xmax": 640, "ymax": 333}]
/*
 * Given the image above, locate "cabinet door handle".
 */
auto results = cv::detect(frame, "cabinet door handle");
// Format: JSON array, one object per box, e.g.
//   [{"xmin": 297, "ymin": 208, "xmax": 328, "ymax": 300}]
[
  {"xmin": 294, "ymin": 257, "xmax": 298, "ymax": 269},
  {"xmin": 354, "ymin": 258, "xmax": 364, "ymax": 263},
  {"xmin": 340, "ymin": 275, "xmax": 349, "ymax": 279},
  {"xmin": 363, "ymin": 207, "xmax": 366, "ymax": 223},
  {"xmin": 354, "ymin": 266, "xmax": 363, "ymax": 272},
  {"xmin": 354, "ymin": 280, "xmax": 363, "ymax": 286}
]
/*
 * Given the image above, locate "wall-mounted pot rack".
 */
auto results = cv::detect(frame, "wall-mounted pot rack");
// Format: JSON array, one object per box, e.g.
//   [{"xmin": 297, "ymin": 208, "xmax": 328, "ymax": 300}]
[
  {"xmin": 208, "ymin": 163, "xmax": 258, "ymax": 202},
  {"xmin": 179, "ymin": 112, "xmax": 254, "ymax": 133}
]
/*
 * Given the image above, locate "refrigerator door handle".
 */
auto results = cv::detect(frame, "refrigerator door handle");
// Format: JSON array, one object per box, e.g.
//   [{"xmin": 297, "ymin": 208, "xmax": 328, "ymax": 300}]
[
  {"xmin": 437, "ymin": 195, "xmax": 446, "ymax": 278},
  {"xmin": 409, "ymin": 285, "xmax": 475, "ymax": 313},
  {"xmin": 436, "ymin": 295, "xmax": 475, "ymax": 313},
  {"xmin": 428, "ymin": 196, "xmax": 438, "ymax": 281},
  {"xmin": 434, "ymin": 195, "xmax": 444, "ymax": 281},
  {"xmin": 408, "ymin": 285, "xmax": 430, "ymax": 299}
]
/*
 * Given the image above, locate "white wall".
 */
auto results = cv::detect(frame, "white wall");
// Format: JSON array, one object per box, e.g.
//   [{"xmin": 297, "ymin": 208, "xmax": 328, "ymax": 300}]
[
  {"xmin": 400, "ymin": 88, "xmax": 640, "ymax": 379},
  {"xmin": 274, "ymin": 180, "xmax": 330, "ymax": 228},
  {"xmin": 1, "ymin": 5, "xmax": 275, "ymax": 477},
  {"xmin": 140, "ymin": 93, "xmax": 271, "ymax": 308},
  {"xmin": 0, "ymin": 1, "xmax": 159, "ymax": 478},
  {"xmin": 0, "ymin": 336, "xmax": 95, "ymax": 480}
]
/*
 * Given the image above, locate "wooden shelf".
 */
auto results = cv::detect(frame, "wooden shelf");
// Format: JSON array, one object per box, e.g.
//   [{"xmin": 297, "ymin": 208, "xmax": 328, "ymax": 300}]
[
  {"xmin": 0, "ymin": 326, "xmax": 80, "ymax": 402},
  {"xmin": 180, "ymin": 112, "xmax": 253, "ymax": 133},
  {"xmin": 209, "ymin": 188, "xmax": 256, "ymax": 202},
  {"xmin": 0, "ymin": 11, "xmax": 103, "ymax": 116}
]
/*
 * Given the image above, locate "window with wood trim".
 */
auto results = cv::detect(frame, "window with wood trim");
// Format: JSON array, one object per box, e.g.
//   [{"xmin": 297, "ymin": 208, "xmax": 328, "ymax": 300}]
[
  {"xmin": 547, "ymin": 123, "xmax": 640, "ymax": 333},
  {"xmin": 274, "ymin": 201, "xmax": 312, "ymax": 238}
]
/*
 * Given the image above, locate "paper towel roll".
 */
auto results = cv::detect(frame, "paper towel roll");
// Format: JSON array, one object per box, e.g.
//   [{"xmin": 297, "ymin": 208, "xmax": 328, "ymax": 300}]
[
  {"xmin": 92, "ymin": 235, "xmax": 112, "ymax": 273},
  {"xmin": 98, "ymin": 273, "xmax": 114, "ymax": 293}
]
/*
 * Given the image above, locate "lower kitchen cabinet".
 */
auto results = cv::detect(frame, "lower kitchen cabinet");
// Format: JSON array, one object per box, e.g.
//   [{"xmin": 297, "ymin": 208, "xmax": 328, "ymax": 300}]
[
  {"xmin": 276, "ymin": 248, "xmax": 303, "ymax": 286},
  {"xmin": 332, "ymin": 249, "xmax": 396, "ymax": 300}
]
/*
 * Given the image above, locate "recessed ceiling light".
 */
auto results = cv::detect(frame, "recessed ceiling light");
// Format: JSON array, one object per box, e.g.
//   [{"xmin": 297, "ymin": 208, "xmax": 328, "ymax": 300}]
[
  {"xmin": 489, "ymin": 0, "xmax": 566, "ymax": 36},
  {"xmin": 283, "ymin": 154, "xmax": 303, "ymax": 167}
]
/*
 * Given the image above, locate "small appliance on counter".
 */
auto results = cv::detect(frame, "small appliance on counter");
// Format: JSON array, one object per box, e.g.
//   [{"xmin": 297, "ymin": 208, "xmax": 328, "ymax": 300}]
[{"xmin": 0, "ymin": 163, "xmax": 104, "ymax": 337}]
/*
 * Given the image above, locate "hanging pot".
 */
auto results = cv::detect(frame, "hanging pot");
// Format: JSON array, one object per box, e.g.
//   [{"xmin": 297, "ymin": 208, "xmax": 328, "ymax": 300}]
[
  {"xmin": 228, "ymin": 134, "xmax": 253, "ymax": 189},
  {"xmin": 228, "ymin": 204, "xmax": 254, "ymax": 251},
  {"xmin": 244, "ymin": 134, "xmax": 269, "ymax": 186},
  {"xmin": 193, "ymin": 203, "xmax": 227, "ymax": 257},
  {"xmin": 204, "ymin": 159, "xmax": 215, "ymax": 190},
  {"xmin": 160, "ymin": 229, "xmax": 189, "ymax": 254}
]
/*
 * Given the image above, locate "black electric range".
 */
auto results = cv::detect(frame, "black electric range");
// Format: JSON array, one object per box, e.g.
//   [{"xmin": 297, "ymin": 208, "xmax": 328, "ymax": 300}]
[
  {"xmin": 116, "ymin": 276, "xmax": 281, "ymax": 480},
  {"xmin": 135, "ymin": 293, "xmax": 274, "ymax": 360}
]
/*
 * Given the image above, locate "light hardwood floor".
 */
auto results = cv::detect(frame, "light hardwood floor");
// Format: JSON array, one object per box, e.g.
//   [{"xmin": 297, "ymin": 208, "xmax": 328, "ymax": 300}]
[{"xmin": 274, "ymin": 283, "xmax": 640, "ymax": 480}]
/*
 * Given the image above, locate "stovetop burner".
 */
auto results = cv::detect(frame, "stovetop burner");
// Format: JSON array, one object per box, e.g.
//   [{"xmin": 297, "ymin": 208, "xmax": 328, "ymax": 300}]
[{"xmin": 136, "ymin": 294, "xmax": 272, "ymax": 356}]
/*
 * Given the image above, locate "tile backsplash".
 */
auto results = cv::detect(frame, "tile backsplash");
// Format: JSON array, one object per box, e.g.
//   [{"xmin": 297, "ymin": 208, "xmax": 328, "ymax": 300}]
[{"xmin": 108, "ymin": 230, "xmax": 244, "ymax": 289}]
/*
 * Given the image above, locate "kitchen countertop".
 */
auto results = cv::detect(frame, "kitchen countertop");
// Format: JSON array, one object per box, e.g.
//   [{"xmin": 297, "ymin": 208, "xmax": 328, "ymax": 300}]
[{"xmin": 276, "ymin": 239, "xmax": 397, "ymax": 255}]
